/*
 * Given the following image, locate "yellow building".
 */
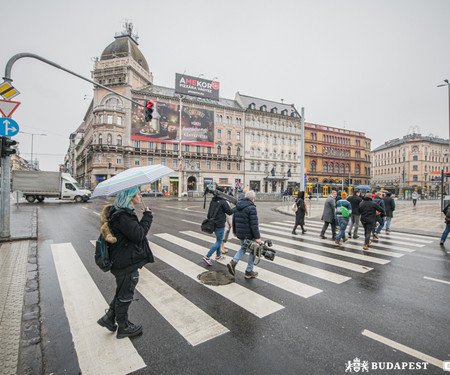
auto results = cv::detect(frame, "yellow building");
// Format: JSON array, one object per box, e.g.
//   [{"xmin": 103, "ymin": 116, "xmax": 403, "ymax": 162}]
[{"xmin": 305, "ymin": 122, "xmax": 371, "ymax": 196}]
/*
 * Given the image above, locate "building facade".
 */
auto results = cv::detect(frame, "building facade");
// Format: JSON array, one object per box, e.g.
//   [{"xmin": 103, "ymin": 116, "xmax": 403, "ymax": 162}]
[
  {"xmin": 305, "ymin": 122, "xmax": 372, "ymax": 196},
  {"xmin": 371, "ymin": 133, "xmax": 449, "ymax": 198}
]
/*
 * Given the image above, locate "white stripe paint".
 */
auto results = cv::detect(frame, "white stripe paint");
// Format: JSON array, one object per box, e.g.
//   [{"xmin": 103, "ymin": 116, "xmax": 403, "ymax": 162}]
[
  {"xmin": 362, "ymin": 329, "xmax": 444, "ymax": 370},
  {"xmin": 266, "ymin": 223, "xmax": 407, "ymax": 257},
  {"xmin": 183, "ymin": 231, "xmax": 351, "ymax": 284},
  {"xmin": 149, "ymin": 241, "xmax": 284, "ymax": 318},
  {"xmin": 51, "ymin": 243, "xmax": 146, "ymax": 375},
  {"xmin": 259, "ymin": 225, "xmax": 390, "ymax": 265},
  {"xmin": 156, "ymin": 233, "xmax": 322, "ymax": 299},
  {"xmin": 423, "ymin": 276, "xmax": 450, "ymax": 285}
]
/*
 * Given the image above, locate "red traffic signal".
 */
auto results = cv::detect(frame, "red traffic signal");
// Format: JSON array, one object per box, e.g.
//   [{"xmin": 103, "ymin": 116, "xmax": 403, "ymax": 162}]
[{"xmin": 145, "ymin": 101, "xmax": 154, "ymax": 122}]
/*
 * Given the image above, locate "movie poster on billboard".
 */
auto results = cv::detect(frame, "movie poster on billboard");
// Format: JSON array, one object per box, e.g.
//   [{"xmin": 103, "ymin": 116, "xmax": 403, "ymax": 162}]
[
  {"xmin": 131, "ymin": 99, "xmax": 214, "ymax": 146},
  {"xmin": 175, "ymin": 73, "xmax": 220, "ymax": 100}
]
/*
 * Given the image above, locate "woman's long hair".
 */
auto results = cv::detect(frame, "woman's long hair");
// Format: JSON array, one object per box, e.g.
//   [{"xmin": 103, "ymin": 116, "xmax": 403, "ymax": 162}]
[
  {"xmin": 298, "ymin": 191, "xmax": 305, "ymax": 200},
  {"xmin": 114, "ymin": 187, "xmax": 138, "ymax": 210}
]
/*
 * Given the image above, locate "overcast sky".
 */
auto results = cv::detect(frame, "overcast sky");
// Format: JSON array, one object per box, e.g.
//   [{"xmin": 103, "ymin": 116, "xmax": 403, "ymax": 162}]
[{"xmin": 2, "ymin": 0, "xmax": 450, "ymax": 171}]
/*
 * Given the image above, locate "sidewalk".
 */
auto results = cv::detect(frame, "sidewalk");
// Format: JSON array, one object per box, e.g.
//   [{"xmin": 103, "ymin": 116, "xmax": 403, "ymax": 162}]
[
  {"xmin": 0, "ymin": 204, "xmax": 41, "ymax": 375},
  {"xmin": 274, "ymin": 198, "xmax": 444, "ymax": 238}
]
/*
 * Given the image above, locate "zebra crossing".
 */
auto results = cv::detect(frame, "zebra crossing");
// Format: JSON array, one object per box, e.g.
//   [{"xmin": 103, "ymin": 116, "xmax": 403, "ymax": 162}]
[{"xmin": 50, "ymin": 219, "xmax": 435, "ymax": 374}]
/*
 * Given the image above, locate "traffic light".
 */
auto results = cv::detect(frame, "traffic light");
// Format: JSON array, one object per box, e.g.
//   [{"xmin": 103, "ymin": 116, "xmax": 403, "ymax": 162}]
[
  {"xmin": 1, "ymin": 136, "xmax": 17, "ymax": 157},
  {"xmin": 145, "ymin": 101, "xmax": 154, "ymax": 122}
]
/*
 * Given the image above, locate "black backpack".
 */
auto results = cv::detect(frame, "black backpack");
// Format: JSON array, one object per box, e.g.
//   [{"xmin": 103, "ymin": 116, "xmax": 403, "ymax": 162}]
[
  {"xmin": 201, "ymin": 201, "xmax": 221, "ymax": 234},
  {"xmin": 95, "ymin": 234, "xmax": 113, "ymax": 272}
]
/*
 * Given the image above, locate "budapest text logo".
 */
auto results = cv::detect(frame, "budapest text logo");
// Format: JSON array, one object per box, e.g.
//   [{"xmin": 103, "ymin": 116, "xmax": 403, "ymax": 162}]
[{"xmin": 345, "ymin": 358, "xmax": 429, "ymax": 372}]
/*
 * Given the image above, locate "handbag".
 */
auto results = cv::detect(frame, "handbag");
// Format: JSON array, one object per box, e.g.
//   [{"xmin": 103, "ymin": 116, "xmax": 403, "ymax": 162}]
[
  {"xmin": 291, "ymin": 202, "xmax": 298, "ymax": 212},
  {"xmin": 201, "ymin": 201, "xmax": 221, "ymax": 234}
]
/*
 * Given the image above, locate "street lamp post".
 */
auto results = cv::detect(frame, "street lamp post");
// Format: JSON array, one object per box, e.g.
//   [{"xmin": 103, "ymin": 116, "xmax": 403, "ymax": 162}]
[
  {"xmin": 19, "ymin": 131, "xmax": 46, "ymax": 170},
  {"xmin": 437, "ymin": 79, "xmax": 450, "ymax": 195}
]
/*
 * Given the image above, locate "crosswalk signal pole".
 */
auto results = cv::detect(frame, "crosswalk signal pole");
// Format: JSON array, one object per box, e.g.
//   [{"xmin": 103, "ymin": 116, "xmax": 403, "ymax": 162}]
[{"xmin": 0, "ymin": 150, "xmax": 11, "ymax": 238}]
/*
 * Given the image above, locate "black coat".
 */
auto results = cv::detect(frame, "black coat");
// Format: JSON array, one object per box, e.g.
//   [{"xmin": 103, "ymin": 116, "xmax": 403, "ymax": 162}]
[
  {"xmin": 373, "ymin": 196, "xmax": 386, "ymax": 217},
  {"xmin": 232, "ymin": 198, "xmax": 261, "ymax": 240},
  {"xmin": 108, "ymin": 207, "xmax": 154, "ymax": 275},
  {"xmin": 207, "ymin": 196, "xmax": 233, "ymax": 228},
  {"xmin": 359, "ymin": 197, "xmax": 385, "ymax": 224},
  {"xmin": 382, "ymin": 196, "xmax": 396, "ymax": 218},
  {"xmin": 347, "ymin": 194, "xmax": 363, "ymax": 215},
  {"xmin": 295, "ymin": 197, "xmax": 306, "ymax": 226}
]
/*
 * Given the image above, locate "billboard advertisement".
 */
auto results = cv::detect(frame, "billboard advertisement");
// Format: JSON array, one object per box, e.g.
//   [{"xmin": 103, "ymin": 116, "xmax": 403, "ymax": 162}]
[
  {"xmin": 131, "ymin": 99, "xmax": 214, "ymax": 146},
  {"xmin": 175, "ymin": 73, "xmax": 220, "ymax": 100}
]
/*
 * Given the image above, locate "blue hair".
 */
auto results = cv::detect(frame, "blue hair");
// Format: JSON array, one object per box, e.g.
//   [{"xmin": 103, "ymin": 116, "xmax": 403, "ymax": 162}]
[{"xmin": 114, "ymin": 188, "xmax": 138, "ymax": 210}]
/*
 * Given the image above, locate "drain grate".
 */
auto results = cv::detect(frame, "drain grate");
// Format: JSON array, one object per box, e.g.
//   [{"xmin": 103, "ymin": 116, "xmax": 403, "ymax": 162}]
[{"xmin": 197, "ymin": 270, "xmax": 235, "ymax": 286}]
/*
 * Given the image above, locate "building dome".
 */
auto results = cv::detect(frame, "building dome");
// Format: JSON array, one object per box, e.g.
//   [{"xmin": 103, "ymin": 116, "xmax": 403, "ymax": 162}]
[{"xmin": 100, "ymin": 23, "xmax": 149, "ymax": 73}]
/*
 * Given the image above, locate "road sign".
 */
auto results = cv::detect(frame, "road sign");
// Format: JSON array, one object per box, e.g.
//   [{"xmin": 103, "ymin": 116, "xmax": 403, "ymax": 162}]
[
  {"xmin": 0, "ymin": 99, "xmax": 20, "ymax": 117},
  {"xmin": 0, "ymin": 117, "xmax": 19, "ymax": 137},
  {"xmin": 0, "ymin": 81, "xmax": 20, "ymax": 100}
]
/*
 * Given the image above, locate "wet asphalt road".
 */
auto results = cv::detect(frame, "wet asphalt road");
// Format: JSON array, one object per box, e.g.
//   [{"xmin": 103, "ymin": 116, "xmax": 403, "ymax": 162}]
[{"xmin": 36, "ymin": 198, "xmax": 449, "ymax": 375}]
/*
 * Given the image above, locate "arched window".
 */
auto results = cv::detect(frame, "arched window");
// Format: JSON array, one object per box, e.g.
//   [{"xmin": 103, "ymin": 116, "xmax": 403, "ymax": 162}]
[
  {"xmin": 98, "ymin": 134, "xmax": 103, "ymax": 145},
  {"xmin": 356, "ymin": 164, "xmax": 360, "ymax": 175},
  {"xmin": 340, "ymin": 163, "xmax": 344, "ymax": 174},
  {"xmin": 329, "ymin": 162, "xmax": 334, "ymax": 173},
  {"xmin": 311, "ymin": 160, "xmax": 317, "ymax": 172},
  {"xmin": 107, "ymin": 133, "xmax": 112, "ymax": 145},
  {"xmin": 217, "ymin": 145, "xmax": 222, "ymax": 154},
  {"xmin": 117, "ymin": 135, "xmax": 122, "ymax": 146},
  {"xmin": 323, "ymin": 162, "xmax": 328, "ymax": 173},
  {"xmin": 345, "ymin": 163, "xmax": 350, "ymax": 173},
  {"xmin": 236, "ymin": 147, "xmax": 241, "ymax": 157},
  {"xmin": 227, "ymin": 146, "xmax": 232, "ymax": 155}
]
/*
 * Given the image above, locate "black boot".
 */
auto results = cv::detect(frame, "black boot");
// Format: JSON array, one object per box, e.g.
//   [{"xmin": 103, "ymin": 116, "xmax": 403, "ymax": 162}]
[
  {"xmin": 97, "ymin": 309, "xmax": 117, "ymax": 332},
  {"xmin": 117, "ymin": 321, "xmax": 143, "ymax": 339},
  {"xmin": 292, "ymin": 226, "xmax": 297, "ymax": 235}
]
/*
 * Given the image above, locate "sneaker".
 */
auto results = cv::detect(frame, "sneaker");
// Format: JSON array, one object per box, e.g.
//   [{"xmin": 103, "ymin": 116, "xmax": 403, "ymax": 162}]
[
  {"xmin": 353, "ymin": 235, "xmax": 359, "ymax": 239},
  {"xmin": 245, "ymin": 270, "xmax": 259, "ymax": 279},
  {"xmin": 215, "ymin": 255, "xmax": 224, "ymax": 261},
  {"xmin": 343, "ymin": 238, "xmax": 349, "ymax": 243},
  {"xmin": 386, "ymin": 230, "xmax": 391, "ymax": 234},
  {"xmin": 320, "ymin": 235, "xmax": 327, "ymax": 239},
  {"xmin": 97, "ymin": 309, "xmax": 117, "ymax": 332},
  {"xmin": 203, "ymin": 256, "xmax": 212, "ymax": 266},
  {"xmin": 440, "ymin": 241, "xmax": 444, "ymax": 246},
  {"xmin": 363, "ymin": 244, "xmax": 369, "ymax": 250},
  {"xmin": 335, "ymin": 240, "xmax": 343, "ymax": 246},
  {"xmin": 117, "ymin": 321, "xmax": 142, "ymax": 339},
  {"xmin": 373, "ymin": 233, "xmax": 379, "ymax": 239},
  {"xmin": 347, "ymin": 232, "xmax": 351, "ymax": 237},
  {"xmin": 227, "ymin": 260, "xmax": 236, "ymax": 276}
]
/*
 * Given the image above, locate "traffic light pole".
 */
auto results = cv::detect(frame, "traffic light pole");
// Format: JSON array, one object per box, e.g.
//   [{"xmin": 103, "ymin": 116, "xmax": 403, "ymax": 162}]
[{"xmin": 1, "ymin": 154, "xmax": 11, "ymax": 238}]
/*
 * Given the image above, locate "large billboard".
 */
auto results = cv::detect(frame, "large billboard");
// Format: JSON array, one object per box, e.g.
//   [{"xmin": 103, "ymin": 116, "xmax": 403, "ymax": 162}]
[
  {"xmin": 175, "ymin": 73, "xmax": 220, "ymax": 100},
  {"xmin": 131, "ymin": 99, "xmax": 214, "ymax": 146}
]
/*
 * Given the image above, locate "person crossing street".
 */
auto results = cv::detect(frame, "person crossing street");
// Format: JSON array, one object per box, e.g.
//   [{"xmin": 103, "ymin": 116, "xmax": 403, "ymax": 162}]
[
  {"xmin": 347, "ymin": 190, "xmax": 362, "ymax": 239},
  {"xmin": 335, "ymin": 191, "xmax": 352, "ymax": 246}
]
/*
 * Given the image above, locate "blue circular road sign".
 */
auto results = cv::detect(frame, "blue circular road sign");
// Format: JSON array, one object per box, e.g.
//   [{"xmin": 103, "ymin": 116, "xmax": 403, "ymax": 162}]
[{"xmin": 0, "ymin": 117, "xmax": 19, "ymax": 137}]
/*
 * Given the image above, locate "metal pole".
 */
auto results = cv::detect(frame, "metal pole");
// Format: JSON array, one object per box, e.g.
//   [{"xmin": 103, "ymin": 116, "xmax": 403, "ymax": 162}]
[
  {"xmin": 178, "ymin": 96, "xmax": 183, "ymax": 198},
  {"xmin": 30, "ymin": 133, "xmax": 34, "ymax": 170},
  {"xmin": 447, "ymin": 82, "xmax": 450, "ymax": 195},
  {"xmin": 1, "ymin": 155, "xmax": 11, "ymax": 238},
  {"xmin": 300, "ymin": 107, "xmax": 305, "ymax": 191}
]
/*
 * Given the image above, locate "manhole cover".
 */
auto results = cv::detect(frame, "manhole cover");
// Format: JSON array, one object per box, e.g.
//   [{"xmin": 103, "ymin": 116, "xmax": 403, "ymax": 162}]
[{"xmin": 197, "ymin": 270, "xmax": 234, "ymax": 286}]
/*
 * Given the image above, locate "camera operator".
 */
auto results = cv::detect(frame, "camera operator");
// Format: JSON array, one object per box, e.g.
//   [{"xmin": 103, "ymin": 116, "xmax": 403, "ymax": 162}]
[
  {"xmin": 202, "ymin": 186, "xmax": 233, "ymax": 265},
  {"xmin": 227, "ymin": 190, "xmax": 262, "ymax": 279}
]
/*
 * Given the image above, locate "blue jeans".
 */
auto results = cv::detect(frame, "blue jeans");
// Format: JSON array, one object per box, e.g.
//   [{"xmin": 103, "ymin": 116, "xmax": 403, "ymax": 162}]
[
  {"xmin": 206, "ymin": 226, "xmax": 225, "ymax": 258},
  {"xmin": 336, "ymin": 217, "xmax": 349, "ymax": 242},
  {"xmin": 232, "ymin": 239, "xmax": 254, "ymax": 272},
  {"xmin": 374, "ymin": 216, "xmax": 385, "ymax": 234},
  {"xmin": 441, "ymin": 224, "xmax": 450, "ymax": 243},
  {"xmin": 385, "ymin": 217, "xmax": 392, "ymax": 230}
]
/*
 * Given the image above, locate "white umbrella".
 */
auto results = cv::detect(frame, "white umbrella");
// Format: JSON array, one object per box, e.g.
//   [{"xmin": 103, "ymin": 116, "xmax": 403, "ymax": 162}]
[{"xmin": 91, "ymin": 164, "xmax": 174, "ymax": 198}]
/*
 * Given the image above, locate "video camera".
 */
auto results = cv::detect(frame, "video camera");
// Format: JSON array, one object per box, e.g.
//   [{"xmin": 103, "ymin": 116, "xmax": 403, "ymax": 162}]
[
  {"xmin": 203, "ymin": 186, "xmax": 237, "ymax": 207},
  {"xmin": 243, "ymin": 239, "xmax": 276, "ymax": 264}
]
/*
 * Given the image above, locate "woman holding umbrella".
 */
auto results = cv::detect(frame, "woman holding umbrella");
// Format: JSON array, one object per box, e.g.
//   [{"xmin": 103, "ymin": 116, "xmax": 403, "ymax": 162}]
[{"xmin": 97, "ymin": 187, "xmax": 154, "ymax": 339}]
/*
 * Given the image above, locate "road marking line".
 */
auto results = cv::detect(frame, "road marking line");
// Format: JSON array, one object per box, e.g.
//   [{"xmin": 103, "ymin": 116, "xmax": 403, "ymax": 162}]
[
  {"xmin": 183, "ymin": 231, "xmax": 351, "ymax": 284},
  {"xmin": 362, "ymin": 329, "xmax": 444, "ymax": 369},
  {"xmin": 51, "ymin": 243, "xmax": 146, "ymax": 375},
  {"xmin": 260, "ymin": 225, "xmax": 390, "ymax": 265},
  {"xmin": 182, "ymin": 219, "xmax": 199, "ymax": 225},
  {"xmin": 423, "ymin": 276, "xmax": 450, "ymax": 285},
  {"xmin": 149, "ymin": 241, "xmax": 284, "ymax": 318},
  {"xmin": 156, "ymin": 233, "xmax": 322, "ymax": 299},
  {"xmin": 88, "ymin": 241, "xmax": 229, "ymax": 346}
]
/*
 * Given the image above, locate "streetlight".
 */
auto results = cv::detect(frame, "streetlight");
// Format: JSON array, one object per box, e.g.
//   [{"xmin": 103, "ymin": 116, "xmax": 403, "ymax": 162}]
[
  {"xmin": 19, "ymin": 131, "xmax": 47, "ymax": 170},
  {"xmin": 437, "ymin": 79, "xmax": 450, "ymax": 194}
]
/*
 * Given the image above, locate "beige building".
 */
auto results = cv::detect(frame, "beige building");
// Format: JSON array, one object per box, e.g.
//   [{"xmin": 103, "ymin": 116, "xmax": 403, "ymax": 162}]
[{"xmin": 371, "ymin": 133, "xmax": 449, "ymax": 198}]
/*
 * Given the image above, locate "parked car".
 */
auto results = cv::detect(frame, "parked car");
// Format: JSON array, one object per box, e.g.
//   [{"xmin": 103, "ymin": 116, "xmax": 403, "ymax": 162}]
[{"xmin": 142, "ymin": 190, "xmax": 163, "ymax": 197}]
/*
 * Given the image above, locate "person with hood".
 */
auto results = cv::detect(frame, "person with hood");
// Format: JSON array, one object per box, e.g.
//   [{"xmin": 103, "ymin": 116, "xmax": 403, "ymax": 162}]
[
  {"xmin": 347, "ymin": 190, "xmax": 363, "ymax": 239},
  {"xmin": 382, "ymin": 192, "xmax": 396, "ymax": 233},
  {"xmin": 319, "ymin": 190, "xmax": 337, "ymax": 240},
  {"xmin": 440, "ymin": 203, "xmax": 450, "ymax": 246},
  {"xmin": 359, "ymin": 193, "xmax": 385, "ymax": 250},
  {"xmin": 292, "ymin": 191, "xmax": 308, "ymax": 235},
  {"xmin": 227, "ymin": 190, "xmax": 262, "ymax": 279},
  {"xmin": 335, "ymin": 191, "xmax": 352, "ymax": 246},
  {"xmin": 412, "ymin": 190, "xmax": 419, "ymax": 206},
  {"xmin": 97, "ymin": 188, "xmax": 154, "ymax": 339},
  {"xmin": 203, "ymin": 186, "xmax": 233, "ymax": 265},
  {"xmin": 372, "ymin": 191, "xmax": 386, "ymax": 239}
]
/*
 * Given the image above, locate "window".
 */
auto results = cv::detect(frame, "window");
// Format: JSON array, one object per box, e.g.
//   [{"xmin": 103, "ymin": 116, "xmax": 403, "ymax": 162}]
[
  {"xmin": 207, "ymin": 147, "xmax": 212, "ymax": 154},
  {"xmin": 413, "ymin": 155, "xmax": 418, "ymax": 161},
  {"xmin": 311, "ymin": 160, "xmax": 317, "ymax": 172},
  {"xmin": 117, "ymin": 135, "xmax": 122, "ymax": 146},
  {"xmin": 107, "ymin": 115, "xmax": 113, "ymax": 124},
  {"xmin": 172, "ymin": 159, "xmax": 178, "ymax": 168},
  {"xmin": 412, "ymin": 165, "xmax": 418, "ymax": 171},
  {"xmin": 98, "ymin": 154, "xmax": 103, "ymax": 164},
  {"xmin": 237, "ymin": 163, "xmax": 241, "ymax": 171},
  {"xmin": 147, "ymin": 157, "xmax": 153, "ymax": 165},
  {"xmin": 413, "ymin": 175, "xmax": 418, "ymax": 181},
  {"xmin": 251, "ymin": 163, "xmax": 255, "ymax": 171},
  {"xmin": 345, "ymin": 164, "xmax": 350, "ymax": 173},
  {"xmin": 196, "ymin": 162, "xmax": 200, "ymax": 169},
  {"xmin": 237, "ymin": 131, "xmax": 241, "ymax": 140},
  {"xmin": 329, "ymin": 162, "xmax": 334, "ymax": 173},
  {"xmin": 134, "ymin": 140, "xmax": 141, "ymax": 148},
  {"xmin": 149, "ymin": 142, "xmax": 154, "ymax": 150},
  {"xmin": 107, "ymin": 134, "xmax": 112, "ymax": 145},
  {"xmin": 99, "ymin": 134, "xmax": 103, "ymax": 145},
  {"xmin": 356, "ymin": 164, "xmax": 360, "ymax": 175},
  {"xmin": 217, "ymin": 129, "xmax": 222, "ymax": 138},
  {"xmin": 161, "ymin": 143, "xmax": 166, "ymax": 151},
  {"xmin": 227, "ymin": 146, "xmax": 232, "ymax": 155},
  {"xmin": 116, "ymin": 155, "xmax": 122, "ymax": 164},
  {"xmin": 217, "ymin": 145, "xmax": 222, "ymax": 154},
  {"xmin": 184, "ymin": 145, "xmax": 190, "ymax": 152},
  {"xmin": 196, "ymin": 146, "xmax": 201, "ymax": 153},
  {"xmin": 323, "ymin": 162, "xmax": 328, "ymax": 173},
  {"xmin": 227, "ymin": 130, "xmax": 231, "ymax": 139},
  {"xmin": 160, "ymin": 158, "xmax": 166, "ymax": 166},
  {"xmin": 236, "ymin": 147, "xmax": 241, "ymax": 157},
  {"xmin": 206, "ymin": 161, "xmax": 211, "ymax": 170},
  {"xmin": 117, "ymin": 116, "xmax": 122, "ymax": 125},
  {"xmin": 216, "ymin": 162, "xmax": 221, "ymax": 170},
  {"xmin": 134, "ymin": 158, "xmax": 140, "ymax": 166},
  {"xmin": 226, "ymin": 162, "xmax": 231, "ymax": 170},
  {"xmin": 173, "ymin": 143, "xmax": 178, "ymax": 151}
]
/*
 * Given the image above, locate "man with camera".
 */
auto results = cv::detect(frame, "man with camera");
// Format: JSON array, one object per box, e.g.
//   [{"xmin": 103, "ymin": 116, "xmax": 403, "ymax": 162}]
[{"xmin": 227, "ymin": 190, "xmax": 262, "ymax": 279}]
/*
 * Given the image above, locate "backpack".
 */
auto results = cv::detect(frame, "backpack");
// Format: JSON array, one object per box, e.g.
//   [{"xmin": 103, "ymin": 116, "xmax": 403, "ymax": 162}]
[
  {"xmin": 95, "ymin": 234, "xmax": 113, "ymax": 272},
  {"xmin": 341, "ymin": 205, "xmax": 350, "ymax": 218}
]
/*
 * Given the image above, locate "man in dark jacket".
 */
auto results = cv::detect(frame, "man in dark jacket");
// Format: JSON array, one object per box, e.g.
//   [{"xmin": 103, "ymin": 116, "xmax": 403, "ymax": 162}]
[
  {"xmin": 319, "ymin": 190, "xmax": 337, "ymax": 239},
  {"xmin": 359, "ymin": 193, "xmax": 385, "ymax": 250},
  {"xmin": 347, "ymin": 190, "xmax": 363, "ymax": 239},
  {"xmin": 97, "ymin": 188, "xmax": 154, "ymax": 339},
  {"xmin": 382, "ymin": 192, "xmax": 395, "ymax": 233},
  {"xmin": 203, "ymin": 186, "xmax": 233, "ymax": 265},
  {"xmin": 372, "ymin": 191, "xmax": 386, "ymax": 239},
  {"xmin": 227, "ymin": 190, "xmax": 262, "ymax": 279}
]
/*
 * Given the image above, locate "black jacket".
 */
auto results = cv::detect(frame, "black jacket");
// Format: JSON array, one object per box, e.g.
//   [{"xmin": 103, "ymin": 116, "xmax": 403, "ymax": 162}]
[
  {"xmin": 382, "ymin": 196, "xmax": 396, "ymax": 218},
  {"xmin": 359, "ymin": 197, "xmax": 385, "ymax": 224},
  {"xmin": 373, "ymin": 196, "xmax": 386, "ymax": 217},
  {"xmin": 232, "ymin": 198, "xmax": 261, "ymax": 240},
  {"xmin": 108, "ymin": 207, "xmax": 154, "ymax": 275},
  {"xmin": 208, "ymin": 196, "xmax": 233, "ymax": 228},
  {"xmin": 347, "ymin": 194, "xmax": 363, "ymax": 215}
]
